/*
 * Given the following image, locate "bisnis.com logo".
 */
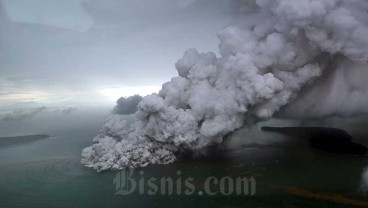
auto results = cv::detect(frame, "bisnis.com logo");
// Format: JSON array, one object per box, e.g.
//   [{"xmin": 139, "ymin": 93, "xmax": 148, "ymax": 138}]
[{"xmin": 113, "ymin": 169, "xmax": 256, "ymax": 196}]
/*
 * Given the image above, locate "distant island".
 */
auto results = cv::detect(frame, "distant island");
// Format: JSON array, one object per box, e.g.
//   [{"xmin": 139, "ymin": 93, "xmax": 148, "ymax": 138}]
[{"xmin": 0, "ymin": 134, "xmax": 50, "ymax": 147}]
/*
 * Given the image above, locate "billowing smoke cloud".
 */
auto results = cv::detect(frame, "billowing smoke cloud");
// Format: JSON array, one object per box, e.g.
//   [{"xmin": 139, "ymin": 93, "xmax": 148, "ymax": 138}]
[
  {"xmin": 113, "ymin": 95, "xmax": 143, "ymax": 115},
  {"xmin": 82, "ymin": 0, "xmax": 368, "ymax": 171},
  {"xmin": 2, "ymin": 106, "xmax": 46, "ymax": 121},
  {"xmin": 280, "ymin": 57, "xmax": 368, "ymax": 118}
]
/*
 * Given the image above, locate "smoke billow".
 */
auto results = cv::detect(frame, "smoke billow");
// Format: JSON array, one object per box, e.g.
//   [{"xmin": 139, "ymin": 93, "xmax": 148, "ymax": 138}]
[
  {"xmin": 113, "ymin": 95, "xmax": 143, "ymax": 115},
  {"xmin": 82, "ymin": 0, "xmax": 368, "ymax": 171},
  {"xmin": 281, "ymin": 57, "xmax": 368, "ymax": 118}
]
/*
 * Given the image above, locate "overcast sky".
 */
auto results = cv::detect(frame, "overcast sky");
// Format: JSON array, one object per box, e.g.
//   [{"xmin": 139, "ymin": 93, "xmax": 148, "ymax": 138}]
[{"xmin": 0, "ymin": 0, "xmax": 237, "ymax": 109}]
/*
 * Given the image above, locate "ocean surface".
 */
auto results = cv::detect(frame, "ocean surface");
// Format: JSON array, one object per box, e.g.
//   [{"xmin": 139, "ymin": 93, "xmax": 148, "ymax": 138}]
[{"xmin": 1, "ymin": 118, "xmax": 368, "ymax": 207}]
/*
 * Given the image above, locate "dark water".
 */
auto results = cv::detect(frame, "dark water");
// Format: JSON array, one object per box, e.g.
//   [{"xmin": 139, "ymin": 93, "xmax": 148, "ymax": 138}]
[{"xmin": 1, "ymin": 121, "xmax": 368, "ymax": 207}]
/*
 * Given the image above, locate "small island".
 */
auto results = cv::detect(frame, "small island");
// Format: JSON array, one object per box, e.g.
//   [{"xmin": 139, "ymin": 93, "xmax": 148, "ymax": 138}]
[{"xmin": 0, "ymin": 134, "xmax": 50, "ymax": 147}]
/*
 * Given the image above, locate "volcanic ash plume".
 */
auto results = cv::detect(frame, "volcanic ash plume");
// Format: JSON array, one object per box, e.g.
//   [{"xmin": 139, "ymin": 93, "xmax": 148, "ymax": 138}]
[
  {"xmin": 82, "ymin": 0, "xmax": 368, "ymax": 171},
  {"xmin": 113, "ymin": 95, "xmax": 143, "ymax": 115}
]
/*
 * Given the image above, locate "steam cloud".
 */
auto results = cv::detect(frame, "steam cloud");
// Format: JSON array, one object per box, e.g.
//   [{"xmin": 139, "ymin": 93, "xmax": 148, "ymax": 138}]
[
  {"xmin": 113, "ymin": 95, "xmax": 143, "ymax": 115},
  {"xmin": 82, "ymin": 0, "xmax": 368, "ymax": 171}
]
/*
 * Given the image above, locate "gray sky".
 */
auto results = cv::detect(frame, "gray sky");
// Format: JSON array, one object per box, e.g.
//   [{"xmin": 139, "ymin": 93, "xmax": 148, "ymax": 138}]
[{"xmin": 0, "ymin": 0, "xmax": 237, "ymax": 109}]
